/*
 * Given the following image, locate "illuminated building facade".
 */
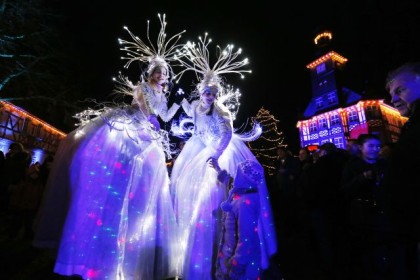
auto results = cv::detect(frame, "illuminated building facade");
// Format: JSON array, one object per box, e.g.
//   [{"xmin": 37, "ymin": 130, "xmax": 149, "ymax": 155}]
[
  {"xmin": 297, "ymin": 31, "xmax": 408, "ymax": 149},
  {"xmin": 0, "ymin": 100, "xmax": 66, "ymax": 162}
]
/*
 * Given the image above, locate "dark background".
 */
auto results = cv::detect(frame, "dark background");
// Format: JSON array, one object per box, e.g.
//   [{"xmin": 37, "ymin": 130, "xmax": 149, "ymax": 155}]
[{"xmin": 26, "ymin": 0, "xmax": 420, "ymax": 152}]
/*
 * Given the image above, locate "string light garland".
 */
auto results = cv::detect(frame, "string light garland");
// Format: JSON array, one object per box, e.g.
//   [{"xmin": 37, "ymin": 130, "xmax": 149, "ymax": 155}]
[{"xmin": 247, "ymin": 107, "xmax": 287, "ymax": 176}]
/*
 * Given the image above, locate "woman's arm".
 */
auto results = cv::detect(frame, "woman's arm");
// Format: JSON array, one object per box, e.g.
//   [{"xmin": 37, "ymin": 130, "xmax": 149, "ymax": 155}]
[
  {"xmin": 180, "ymin": 98, "xmax": 194, "ymax": 117},
  {"xmin": 132, "ymin": 84, "xmax": 150, "ymax": 116}
]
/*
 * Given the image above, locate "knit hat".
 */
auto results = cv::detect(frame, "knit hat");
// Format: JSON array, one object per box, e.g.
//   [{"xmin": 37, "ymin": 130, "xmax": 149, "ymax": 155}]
[{"xmin": 220, "ymin": 159, "xmax": 264, "ymax": 212}]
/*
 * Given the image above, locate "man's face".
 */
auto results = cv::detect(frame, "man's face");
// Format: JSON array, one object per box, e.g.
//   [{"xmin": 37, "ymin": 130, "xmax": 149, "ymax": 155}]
[
  {"xmin": 388, "ymin": 72, "xmax": 420, "ymax": 116},
  {"xmin": 276, "ymin": 149, "xmax": 287, "ymax": 159}
]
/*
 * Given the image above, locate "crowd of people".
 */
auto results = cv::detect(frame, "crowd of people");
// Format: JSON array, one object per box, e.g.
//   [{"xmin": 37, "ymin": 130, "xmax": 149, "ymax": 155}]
[
  {"xmin": 0, "ymin": 142, "xmax": 54, "ymax": 241},
  {"xmin": 269, "ymin": 62, "xmax": 420, "ymax": 280},
  {"xmin": 0, "ymin": 13, "xmax": 419, "ymax": 280}
]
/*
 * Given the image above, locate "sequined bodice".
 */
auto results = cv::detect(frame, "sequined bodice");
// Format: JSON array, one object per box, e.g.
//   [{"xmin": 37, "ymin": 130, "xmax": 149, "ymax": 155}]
[{"xmin": 194, "ymin": 110, "xmax": 223, "ymax": 143}]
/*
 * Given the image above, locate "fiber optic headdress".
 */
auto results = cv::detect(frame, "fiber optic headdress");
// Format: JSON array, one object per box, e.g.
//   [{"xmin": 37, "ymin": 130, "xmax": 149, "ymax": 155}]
[
  {"xmin": 176, "ymin": 33, "xmax": 251, "ymax": 114},
  {"xmin": 118, "ymin": 13, "xmax": 186, "ymax": 80}
]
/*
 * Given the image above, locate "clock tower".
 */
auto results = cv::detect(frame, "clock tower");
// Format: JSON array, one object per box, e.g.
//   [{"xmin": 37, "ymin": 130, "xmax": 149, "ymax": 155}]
[
  {"xmin": 297, "ymin": 30, "xmax": 407, "ymax": 149},
  {"xmin": 303, "ymin": 31, "xmax": 359, "ymax": 118}
]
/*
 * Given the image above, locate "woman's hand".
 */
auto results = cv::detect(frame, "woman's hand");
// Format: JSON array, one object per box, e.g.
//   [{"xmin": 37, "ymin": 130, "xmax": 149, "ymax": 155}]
[
  {"xmin": 207, "ymin": 157, "xmax": 221, "ymax": 172},
  {"xmin": 173, "ymin": 88, "xmax": 185, "ymax": 105}
]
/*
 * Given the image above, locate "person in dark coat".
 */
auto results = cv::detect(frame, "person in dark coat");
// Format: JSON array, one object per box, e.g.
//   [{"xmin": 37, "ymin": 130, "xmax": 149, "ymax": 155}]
[
  {"xmin": 273, "ymin": 147, "xmax": 302, "ymax": 237},
  {"xmin": 382, "ymin": 61, "xmax": 420, "ymax": 279},
  {"xmin": 2, "ymin": 142, "xmax": 32, "ymax": 239},
  {"xmin": 301, "ymin": 142, "xmax": 349, "ymax": 279},
  {"xmin": 341, "ymin": 134, "xmax": 407, "ymax": 280}
]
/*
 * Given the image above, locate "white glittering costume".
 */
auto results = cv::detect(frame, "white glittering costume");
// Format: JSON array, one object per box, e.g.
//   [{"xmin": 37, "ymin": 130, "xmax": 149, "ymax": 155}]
[
  {"xmin": 33, "ymin": 13, "xmax": 189, "ymax": 279},
  {"xmin": 33, "ymin": 82, "xmax": 181, "ymax": 280},
  {"xmin": 167, "ymin": 32, "xmax": 276, "ymax": 279},
  {"xmin": 171, "ymin": 100, "xmax": 277, "ymax": 279}
]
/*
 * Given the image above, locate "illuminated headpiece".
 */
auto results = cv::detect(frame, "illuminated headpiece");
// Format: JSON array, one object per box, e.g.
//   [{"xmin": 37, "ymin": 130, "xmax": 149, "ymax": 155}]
[
  {"xmin": 176, "ymin": 33, "xmax": 251, "ymax": 96},
  {"xmin": 118, "ymin": 13, "xmax": 186, "ymax": 79}
]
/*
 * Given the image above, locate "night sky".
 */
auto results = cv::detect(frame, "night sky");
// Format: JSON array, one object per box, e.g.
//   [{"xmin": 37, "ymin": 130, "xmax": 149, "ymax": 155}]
[{"xmin": 51, "ymin": 0, "xmax": 420, "ymax": 152}]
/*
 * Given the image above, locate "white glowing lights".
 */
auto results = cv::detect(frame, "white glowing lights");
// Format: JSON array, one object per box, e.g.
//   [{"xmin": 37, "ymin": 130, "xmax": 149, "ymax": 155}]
[
  {"xmin": 118, "ymin": 13, "xmax": 186, "ymax": 75},
  {"xmin": 306, "ymin": 51, "xmax": 348, "ymax": 69},
  {"xmin": 175, "ymin": 33, "xmax": 251, "ymax": 85}
]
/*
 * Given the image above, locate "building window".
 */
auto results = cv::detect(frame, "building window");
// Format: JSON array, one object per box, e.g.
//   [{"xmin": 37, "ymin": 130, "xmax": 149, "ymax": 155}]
[
  {"xmin": 348, "ymin": 110, "xmax": 358, "ymax": 122},
  {"xmin": 316, "ymin": 63, "xmax": 326, "ymax": 74},
  {"xmin": 334, "ymin": 137, "xmax": 344, "ymax": 148},
  {"xmin": 310, "ymin": 122, "xmax": 317, "ymax": 133},
  {"xmin": 318, "ymin": 80, "xmax": 328, "ymax": 87},
  {"xmin": 327, "ymin": 92, "xmax": 336, "ymax": 103},
  {"xmin": 302, "ymin": 125, "xmax": 309, "ymax": 136},
  {"xmin": 319, "ymin": 117, "xmax": 327, "ymax": 128},
  {"xmin": 366, "ymin": 104, "xmax": 380, "ymax": 119},
  {"xmin": 330, "ymin": 113, "xmax": 340, "ymax": 125},
  {"xmin": 316, "ymin": 97, "xmax": 323, "ymax": 108}
]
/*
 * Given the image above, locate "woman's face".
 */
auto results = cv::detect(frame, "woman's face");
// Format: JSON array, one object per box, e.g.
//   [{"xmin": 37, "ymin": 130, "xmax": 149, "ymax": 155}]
[
  {"xmin": 201, "ymin": 86, "xmax": 217, "ymax": 106},
  {"xmin": 151, "ymin": 66, "xmax": 168, "ymax": 85}
]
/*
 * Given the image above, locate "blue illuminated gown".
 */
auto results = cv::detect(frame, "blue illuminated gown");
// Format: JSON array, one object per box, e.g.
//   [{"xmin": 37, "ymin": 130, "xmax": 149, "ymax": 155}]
[
  {"xmin": 33, "ymin": 83, "xmax": 181, "ymax": 280},
  {"xmin": 170, "ymin": 100, "xmax": 277, "ymax": 279}
]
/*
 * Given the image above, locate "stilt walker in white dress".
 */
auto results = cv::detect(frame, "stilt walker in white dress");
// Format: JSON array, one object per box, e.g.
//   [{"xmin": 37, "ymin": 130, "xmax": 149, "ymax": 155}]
[
  {"xmin": 33, "ymin": 13, "xmax": 187, "ymax": 280},
  {"xmin": 170, "ymin": 34, "xmax": 277, "ymax": 279}
]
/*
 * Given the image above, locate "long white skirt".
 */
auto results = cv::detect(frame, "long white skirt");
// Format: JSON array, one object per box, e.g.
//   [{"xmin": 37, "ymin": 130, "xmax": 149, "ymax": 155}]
[
  {"xmin": 170, "ymin": 134, "xmax": 277, "ymax": 279},
  {"xmin": 33, "ymin": 108, "xmax": 179, "ymax": 280}
]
